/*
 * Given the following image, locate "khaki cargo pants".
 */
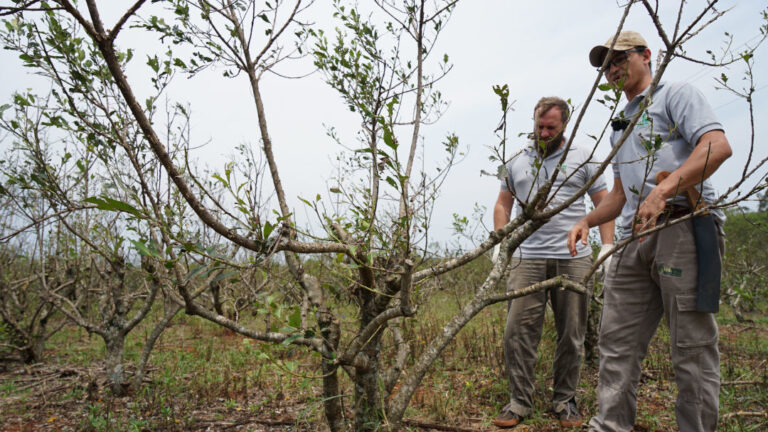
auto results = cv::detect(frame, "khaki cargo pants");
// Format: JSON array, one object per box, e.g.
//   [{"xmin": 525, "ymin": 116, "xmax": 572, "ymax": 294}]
[
  {"xmin": 588, "ymin": 220, "xmax": 722, "ymax": 432},
  {"xmin": 503, "ymin": 256, "xmax": 592, "ymax": 416}
]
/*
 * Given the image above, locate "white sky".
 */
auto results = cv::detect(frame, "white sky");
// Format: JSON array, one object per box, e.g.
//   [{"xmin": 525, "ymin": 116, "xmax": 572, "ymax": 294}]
[{"xmin": 1, "ymin": 0, "xmax": 766, "ymax": 248}]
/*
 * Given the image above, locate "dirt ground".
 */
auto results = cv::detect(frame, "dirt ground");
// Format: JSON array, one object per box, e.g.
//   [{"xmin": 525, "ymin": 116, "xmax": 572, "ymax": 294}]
[{"xmin": 1, "ymin": 318, "xmax": 765, "ymax": 431}]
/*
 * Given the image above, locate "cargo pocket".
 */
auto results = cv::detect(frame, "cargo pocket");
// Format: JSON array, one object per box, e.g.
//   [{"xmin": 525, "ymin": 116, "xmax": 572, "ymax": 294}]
[{"xmin": 674, "ymin": 294, "xmax": 718, "ymax": 348}]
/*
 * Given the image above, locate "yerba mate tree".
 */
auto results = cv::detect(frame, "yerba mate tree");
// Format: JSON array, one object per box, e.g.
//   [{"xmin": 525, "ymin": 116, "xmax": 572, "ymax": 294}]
[
  {"xmin": 0, "ymin": 17, "xmax": 253, "ymax": 393},
  {"xmin": 1, "ymin": 0, "xmax": 767, "ymax": 430}
]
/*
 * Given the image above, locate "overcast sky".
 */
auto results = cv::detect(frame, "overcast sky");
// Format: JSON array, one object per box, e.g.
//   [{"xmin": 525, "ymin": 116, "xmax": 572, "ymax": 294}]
[{"xmin": 1, "ymin": 0, "xmax": 766, "ymax": 248}]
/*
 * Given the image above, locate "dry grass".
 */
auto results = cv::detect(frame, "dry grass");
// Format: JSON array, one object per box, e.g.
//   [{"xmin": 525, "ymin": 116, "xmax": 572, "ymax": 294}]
[{"xmin": 1, "ymin": 263, "xmax": 766, "ymax": 431}]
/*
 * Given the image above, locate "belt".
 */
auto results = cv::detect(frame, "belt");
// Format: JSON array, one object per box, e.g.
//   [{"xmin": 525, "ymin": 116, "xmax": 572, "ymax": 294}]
[{"xmin": 662, "ymin": 204, "xmax": 693, "ymax": 220}]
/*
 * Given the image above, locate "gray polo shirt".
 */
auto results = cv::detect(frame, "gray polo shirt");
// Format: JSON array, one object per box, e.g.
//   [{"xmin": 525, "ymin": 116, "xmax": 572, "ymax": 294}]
[
  {"xmin": 501, "ymin": 143, "xmax": 607, "ymax": 259},
  {"xmin": 611, "ymin": 81, "xmax": 725, "ymax": 239}
]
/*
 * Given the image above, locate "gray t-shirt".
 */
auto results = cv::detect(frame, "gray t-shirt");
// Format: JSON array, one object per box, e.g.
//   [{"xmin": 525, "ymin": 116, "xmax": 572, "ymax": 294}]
[
  {"xmin": 501, "ymin": 143, "xmax": 607, "ymax": 259},
  {"xmin": 611, "ymin": 81, "xmax": 725, "ymax": 239}
]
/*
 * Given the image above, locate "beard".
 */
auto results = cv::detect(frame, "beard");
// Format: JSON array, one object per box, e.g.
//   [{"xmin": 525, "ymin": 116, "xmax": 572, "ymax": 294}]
[{"xmin": 535, "ymin": 132, "xmax": 564, "ymax": 156}]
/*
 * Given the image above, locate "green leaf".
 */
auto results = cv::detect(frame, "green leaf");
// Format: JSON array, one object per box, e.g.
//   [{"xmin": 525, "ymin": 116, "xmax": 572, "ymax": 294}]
[
  {"xmin": 653, "ymin": 134, "xmax": 663, "ymax": 150},
  {"xmin": 131, "ymin": 239, "xmax": 163, "ymax": 259},
  {"xmin": 212, "ymin": 173, "xmax": 228, "ymax": 186},
  {"xmin": 183, "ymin": 264, "xmax": 209, "ymax": 282},
  {"xmin": 13, "ymin": 93, "xmax": 30, "ymax": 107},
  {"xmin": 288, "ymin": 307, "xmax": 301, "ymax": 329},
  {"xmin": 84, "ymin": 196, "xmax": 142, "ymax": 217},
  {"xmin": 298, "ymin": 196, "xmax": 313, "ymax": 206},
  {"xmin": 147, "ymin": 55, "xmax": 159, "ymax": 72},
  {"xmin": 213, "ymin": 270, "xmax": 237, "ymax": 284},
  {"xmin": 382, "ymin": 125, "xmax": 397, "ymax": 150},
  {"xmin": 282, "ymin": 334, "xmax": 301, "ymax": 346},
  {"xmin": 493, "ymin": 84, "xmax": 509, "ymax": 111},
  {"xmin": 263, "ymin": 221, "xmax": 274, "ymax": 239}
]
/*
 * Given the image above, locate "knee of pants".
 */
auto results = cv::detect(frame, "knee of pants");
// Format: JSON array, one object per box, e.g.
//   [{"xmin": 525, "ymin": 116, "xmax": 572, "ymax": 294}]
[
  {"xmin": 672, "ymin": 344, "xmax": 720, "ymax": 401},
  {"xmin": 597, "ymin": 346, "xmax": 645, "ymax": 389}
]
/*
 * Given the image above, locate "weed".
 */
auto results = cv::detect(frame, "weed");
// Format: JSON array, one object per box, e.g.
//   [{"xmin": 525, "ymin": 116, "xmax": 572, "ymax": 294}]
[
  {"xmin": 85, "ymin": 403, "xmax": 112, "ymax": 432},
  {"xmin": 127, "ymin": 418, "xmax": 149, "ymax": 432},
  {"xmin": 0, "ymin": 379, "xmax": 16, "ymax": 397},
  {"xmin": 62, "ymin": 385, "xmax": 85, "ymax": 401}
]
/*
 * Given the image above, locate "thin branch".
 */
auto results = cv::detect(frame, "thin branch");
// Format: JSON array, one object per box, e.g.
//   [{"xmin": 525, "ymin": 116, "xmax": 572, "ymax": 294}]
[
  {"xmin": 0, "ymin": 0, "xmax": 60, "ymax": 16},
  {"xmin": 108, "ymin": 0, "xmax": 148, "ymax": 42}
]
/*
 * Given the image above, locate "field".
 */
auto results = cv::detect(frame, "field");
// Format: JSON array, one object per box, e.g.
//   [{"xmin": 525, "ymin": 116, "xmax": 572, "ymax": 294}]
[
  {"xmin": 1, "ymin": 257, "xmax": 766, "ymax": 432},
  {"xmin": 2, "ymin": 1, "xmax": 767, "ymax": 430}
]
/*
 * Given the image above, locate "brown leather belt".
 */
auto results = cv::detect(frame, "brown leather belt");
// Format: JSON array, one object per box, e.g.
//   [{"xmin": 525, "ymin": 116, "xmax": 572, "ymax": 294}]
[{"xmin": 662, "ymin": 204, "xmax": 692, "ymax": 220}]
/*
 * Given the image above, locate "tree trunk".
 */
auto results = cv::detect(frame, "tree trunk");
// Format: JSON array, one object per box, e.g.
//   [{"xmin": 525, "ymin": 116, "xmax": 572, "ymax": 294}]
[
  {"xmin": 352, "ymin": 332, "xmax": 385, "ymax": 432},
  {"xmin": 133, "ymin": 301, "xmax": 182, "ymax": 389},
  {"xmin": 352, "ymin": 284, "xmax": 387, "ymax": 432},
  {"xmin": 20, "ymin": 334, "xmax": 45, "ymax": 364},
  {"xmin": 322, "ymin": 356, "xmax": 346, "ymax": 432},
  {"xmin": 584, "ymin": 276, "xmax": 603, "ymax": 367},
  {"xmin": 104, "ymin": 331, "xmax": 127, "ymax": 396},
  {"xmin": 211, "ymin": 279, "xmax": 224, "ymax": 316}
]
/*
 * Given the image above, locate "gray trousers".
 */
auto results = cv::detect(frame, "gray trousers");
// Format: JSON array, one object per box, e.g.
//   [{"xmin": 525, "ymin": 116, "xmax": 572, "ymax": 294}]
[
  {"xmin": 588, "ymin": 220, "xmax": 721, "ymax": 432},
  {"xmin": 503, "ymin": 256, "xmax": 592, "ymax": 416}
]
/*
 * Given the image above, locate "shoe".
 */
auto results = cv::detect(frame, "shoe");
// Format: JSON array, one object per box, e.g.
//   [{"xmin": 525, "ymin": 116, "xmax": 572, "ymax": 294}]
[
  {"xmin": 557, "ymin": 398, "xmax": 583, "ymax": 428},
  {"xmin": 493, "ymin": 406, "xmax": 524, "ymax": 428}
]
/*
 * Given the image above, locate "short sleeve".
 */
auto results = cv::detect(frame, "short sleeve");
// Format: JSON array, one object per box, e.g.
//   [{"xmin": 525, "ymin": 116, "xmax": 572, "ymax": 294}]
[
  {"xmin": 500, "ymin": 160, "xmax": 515, "ymax": 193},
  {"xmin": 581, "ymin": 149, "xmax": 608, "ymax": 195},
  {"xmin": 611, "ymin": 149, "xmax": 621, "ymax": 179},
  {"xmin": 665, "ymin": 82, "xmax": 723, "ymax": 149}
]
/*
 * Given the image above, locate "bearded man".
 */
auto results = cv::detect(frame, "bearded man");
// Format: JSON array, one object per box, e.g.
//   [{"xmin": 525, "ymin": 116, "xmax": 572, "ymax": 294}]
[{"xmin": 493, "ymin": 96, "xmax": 615, "ymax": 428}]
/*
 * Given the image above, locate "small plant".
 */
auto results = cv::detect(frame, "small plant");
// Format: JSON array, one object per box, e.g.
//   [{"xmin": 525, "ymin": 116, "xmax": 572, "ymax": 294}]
[
  {"xmin": 0, "ymin": 379, "xmax": 16, "ymax": 397},
  {"xmin": 128, "ymin": 418, "xmax": 149, "ymax": 432},
  {"xmin": 85, "ymin": 403, "xmax": 111, "ymax": 432}
]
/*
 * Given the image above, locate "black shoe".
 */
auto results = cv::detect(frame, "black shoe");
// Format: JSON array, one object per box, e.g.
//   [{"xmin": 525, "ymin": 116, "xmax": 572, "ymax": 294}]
[
  {"xmin": 494, "ymin": 406, "xmax": 524, "ymax": 428},
  {"xmin": 557, "ymin": 398, "xmax": 582, "ymax": 428}
]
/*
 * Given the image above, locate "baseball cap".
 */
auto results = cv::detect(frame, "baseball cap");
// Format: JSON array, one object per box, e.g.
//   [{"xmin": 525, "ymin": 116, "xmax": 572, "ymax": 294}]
[{"xmin": 589, "ymin": 30, "xmax": 648, "ymax": 67}]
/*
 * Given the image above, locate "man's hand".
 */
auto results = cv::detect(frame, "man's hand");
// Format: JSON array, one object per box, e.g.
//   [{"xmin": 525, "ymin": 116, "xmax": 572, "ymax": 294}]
[
  {"xmin": 633, "ymin": 186, "xmax": 667, "ymax": 241},
  {"xmin": 568, "ymin": 219, "xmax": 590, "ymax": 257}
]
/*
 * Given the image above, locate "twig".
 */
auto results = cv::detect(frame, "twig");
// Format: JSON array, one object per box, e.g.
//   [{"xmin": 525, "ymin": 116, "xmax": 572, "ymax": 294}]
[
  {"xmin": 402, "ymin": 418, "xmax": 481, "ymax": 432},
  {"xmin": 721, "ymin": 411, "xmax": 767, "ymax": 419},
  {"xmin": 721, "ymin": 380, "xmax": 767, "ymax": 386},
  {"xmin": 194, "ymin": 417, "xmax": 297, "ymax": 428}
]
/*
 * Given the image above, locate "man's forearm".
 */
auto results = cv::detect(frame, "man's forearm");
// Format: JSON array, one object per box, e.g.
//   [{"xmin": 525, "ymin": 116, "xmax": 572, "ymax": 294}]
[
  {"xmin": 494, "ymin": 205, "xmax": 510, "ymax": 230},
  {"xmin": 585, "ymin": 189, "xmax": 624, "ymax": 228},
  {"xmin": 598, "ymin": 219, "xmax": 615, "ymax": 244},
  {"xmin": 494, "ymin": 190, "xmax": 515, "ymax": 231},
  {"xmin": 653, "ymin": 131, "xmax": 732, "ymax": 202}
]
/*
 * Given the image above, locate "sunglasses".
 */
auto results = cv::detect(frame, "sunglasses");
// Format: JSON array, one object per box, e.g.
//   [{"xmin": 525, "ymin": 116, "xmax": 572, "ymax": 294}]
[{"xmin": 598, "ymin": 47, "xmax": 646, "ymax": 72}]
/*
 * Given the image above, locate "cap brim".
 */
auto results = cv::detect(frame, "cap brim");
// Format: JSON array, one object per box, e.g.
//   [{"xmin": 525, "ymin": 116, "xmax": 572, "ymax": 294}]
[{"xmin": 589, "ymin": 46, "xmax": 608, "ymax": 68}]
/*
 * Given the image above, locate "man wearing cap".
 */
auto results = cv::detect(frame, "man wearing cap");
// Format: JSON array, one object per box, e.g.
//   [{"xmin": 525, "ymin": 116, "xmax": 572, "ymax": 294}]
[
  {"xmin": 493, "ymin": 96, "xmax": 615, "ymax": 428},
  {"xmin": 567, "ymin": 31, "xmax": 732, "ymax": 431}
]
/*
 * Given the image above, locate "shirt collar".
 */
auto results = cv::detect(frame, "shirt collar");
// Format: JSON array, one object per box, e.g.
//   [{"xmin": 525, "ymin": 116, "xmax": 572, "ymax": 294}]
[{"xmin": 626, "ymin": 81, "xmax": 666, "ymax": 110}]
